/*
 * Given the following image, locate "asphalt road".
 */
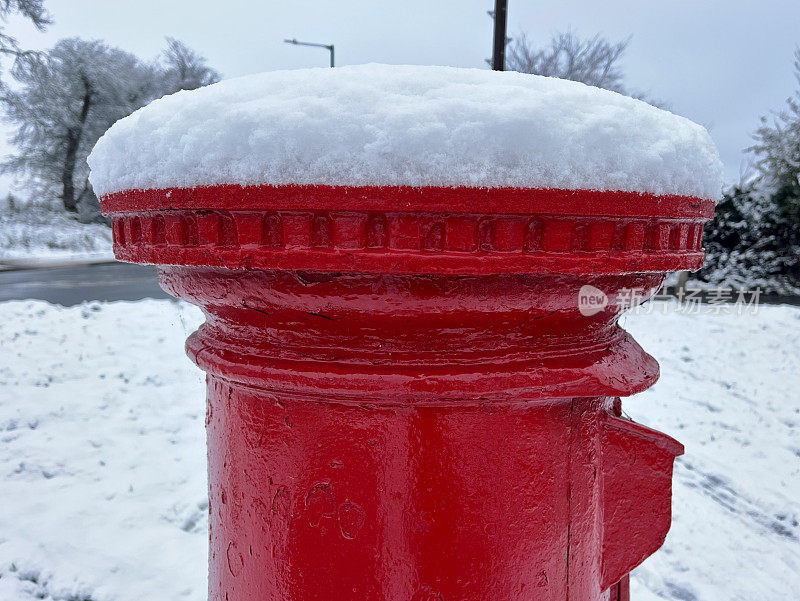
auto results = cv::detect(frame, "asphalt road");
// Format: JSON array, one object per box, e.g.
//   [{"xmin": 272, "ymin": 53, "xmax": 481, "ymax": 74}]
[
  {"xmin": 0, "ymin": 261, "xmax": 169, "ymax": 306},
  {"xmin": 1, "ymin": 261, "xmax": 798, "ymax": 308}
]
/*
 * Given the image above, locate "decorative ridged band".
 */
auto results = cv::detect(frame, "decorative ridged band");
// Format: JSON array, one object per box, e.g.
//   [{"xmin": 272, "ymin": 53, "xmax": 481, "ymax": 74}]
[{"xmin": 101, "ymin": 185, "xmax": 714, "ymax": 274}]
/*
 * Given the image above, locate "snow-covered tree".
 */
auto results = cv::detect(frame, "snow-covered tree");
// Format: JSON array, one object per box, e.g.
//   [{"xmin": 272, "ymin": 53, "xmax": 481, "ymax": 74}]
[
  {"xmin": 1, "ymin": 37, "xmax": 220, "ymax": 221},
  {"xmin": 0, "ymin": 0, "xmax": 49, "ymax": 59},
  {"xmin": 750, "ymin": 49, "xmax": 800, "ymax": 190},
  {"xmin": 700, "ymin": 49, "xmax": 800, "ymax": 292},
  {"xmin": 2, "ymin": 39, "xmax": 154, "ymax": 218},
  {"xmin": 160, "ymin": 37, "xmax": 219, "ymax": 93}
]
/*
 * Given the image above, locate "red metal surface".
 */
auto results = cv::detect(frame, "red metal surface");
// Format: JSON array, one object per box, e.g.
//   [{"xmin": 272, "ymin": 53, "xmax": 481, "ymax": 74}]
[
  {"xmin": 609, "ymin": 575, "xmax": 631, "ymax": 601},
  {"xmin": 104, "ymin": 184, "xmax": 713, "ymax": 275},
  {"xmin": 102, "ymin": 184, "xmax": 710, "ymax": 601}
]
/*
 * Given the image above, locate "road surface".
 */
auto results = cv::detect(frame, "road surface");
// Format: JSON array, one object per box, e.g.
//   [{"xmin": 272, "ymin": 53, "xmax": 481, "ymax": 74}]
[
  {"xmin": 0, "ymin": 261, "xmax": 169, "ymax": 306},
  {"xmin": 1, "ymin": 261, "xmax": 797, "ymax": 307}
]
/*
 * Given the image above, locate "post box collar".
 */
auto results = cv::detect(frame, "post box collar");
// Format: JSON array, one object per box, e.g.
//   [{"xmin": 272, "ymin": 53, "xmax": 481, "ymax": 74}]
[{"xmin": 101, "ymin": 183, "xmax": 714, "ymax": 275}]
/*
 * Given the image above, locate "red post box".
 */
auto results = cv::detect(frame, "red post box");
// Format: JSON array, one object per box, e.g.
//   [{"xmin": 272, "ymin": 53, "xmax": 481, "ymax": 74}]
[{"xmin": 92, "ymin": 65, "xmax": 719, "ymax": 601}]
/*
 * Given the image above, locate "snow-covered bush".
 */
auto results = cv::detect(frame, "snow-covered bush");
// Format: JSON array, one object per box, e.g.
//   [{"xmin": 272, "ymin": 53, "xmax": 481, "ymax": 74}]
[{"xmin": 0, "ymin": 193, "xmax": 112, "ymax": 260}]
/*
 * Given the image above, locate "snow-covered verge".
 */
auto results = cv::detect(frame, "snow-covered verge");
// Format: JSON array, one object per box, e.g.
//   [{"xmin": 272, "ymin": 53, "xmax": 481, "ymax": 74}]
[
  {"xmin": 0, "ymin": 299, "xmax": 797, "ymax": 600},
  {"xmin": 0, "ymin": 199, "xmax": 113, "ymax": 263},
  {"xmin": 621, "ymin": 304, "xmax": 800, "ymax": 600}
]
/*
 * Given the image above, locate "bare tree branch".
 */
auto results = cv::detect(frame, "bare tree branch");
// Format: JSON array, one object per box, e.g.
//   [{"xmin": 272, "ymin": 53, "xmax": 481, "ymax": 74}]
[
  {"xmin": 507, "ymin": 31, "xmax": 629, "ymax": 92},
  {"xmin": 505, "ymin": 30, "xmax": 665, "ymax": 108}
]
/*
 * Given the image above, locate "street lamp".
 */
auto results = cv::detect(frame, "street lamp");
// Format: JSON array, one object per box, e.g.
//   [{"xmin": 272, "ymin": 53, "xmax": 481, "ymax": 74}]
[
  {"xmin": 490, "ymin": 0, "xmax": 508, "ymax": 70},
  {"xmin": 284, "ymin": 38, "xmax": 335, "ymax": 68}
]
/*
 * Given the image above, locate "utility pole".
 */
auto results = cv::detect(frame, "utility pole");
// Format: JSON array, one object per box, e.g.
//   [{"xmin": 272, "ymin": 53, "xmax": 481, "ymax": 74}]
[
  {"xmin": 284, "ymin": 38, "xmax": 335, "ymax": 68},
  {"xmin": 491, "ymin": 0, "xmax": 508, "ymax": 70}
]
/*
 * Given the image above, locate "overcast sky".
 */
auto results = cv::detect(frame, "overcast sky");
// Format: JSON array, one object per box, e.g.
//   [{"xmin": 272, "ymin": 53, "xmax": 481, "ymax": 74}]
[{"xmin": 4, "ymin": 0, "xmax": 799, "ymax": 191}]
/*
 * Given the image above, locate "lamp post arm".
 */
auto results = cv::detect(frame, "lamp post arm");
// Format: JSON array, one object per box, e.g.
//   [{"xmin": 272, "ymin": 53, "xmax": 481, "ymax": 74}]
[{"xmin": 284, "ymin": 38, "xmax": 335, "ymax": 67}]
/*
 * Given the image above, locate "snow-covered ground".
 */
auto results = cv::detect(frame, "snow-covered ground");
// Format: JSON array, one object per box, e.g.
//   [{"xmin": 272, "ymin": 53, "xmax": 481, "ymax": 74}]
[
  {"xmin": 0, "ymin": 200, "xmax": 113, "ymax": 264},
  {"xmin": 621, "ymin": 304, "xmax": 800, "ymax": 600},
  {"xmin": 0, "ymin": 299, "xmax": 797, "ymax": 600}
]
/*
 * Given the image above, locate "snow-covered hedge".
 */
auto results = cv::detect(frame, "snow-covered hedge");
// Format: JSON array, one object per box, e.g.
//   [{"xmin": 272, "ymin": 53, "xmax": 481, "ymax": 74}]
[{"xmin": 0, "ymin": 196, "xmax": 112, "ymax": 262}]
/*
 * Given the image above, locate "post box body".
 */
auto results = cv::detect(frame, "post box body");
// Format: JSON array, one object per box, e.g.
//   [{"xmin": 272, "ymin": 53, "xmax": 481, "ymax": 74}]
[{"xmin": 101, "ymin": 184, "xmax": 713, "ymax": 601}]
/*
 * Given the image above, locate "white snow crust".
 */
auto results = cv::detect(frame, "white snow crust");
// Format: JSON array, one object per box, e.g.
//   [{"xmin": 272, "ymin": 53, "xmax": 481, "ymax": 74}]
[{"xmin": 88, "ymin": 64, "xmax": 722, "ymax": 199}]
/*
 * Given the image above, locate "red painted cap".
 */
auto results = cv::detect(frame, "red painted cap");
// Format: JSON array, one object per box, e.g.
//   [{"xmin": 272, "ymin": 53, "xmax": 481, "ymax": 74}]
[{"xmin": 101, "ymin": 183, "xmax": 714, "ymax": 275}]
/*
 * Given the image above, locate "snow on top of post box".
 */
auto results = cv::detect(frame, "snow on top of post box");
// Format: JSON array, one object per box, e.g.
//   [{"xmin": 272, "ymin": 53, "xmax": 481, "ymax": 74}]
[{"xmin": 88, "ymin": 64, "xmax": 722, "ymax": 199}]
